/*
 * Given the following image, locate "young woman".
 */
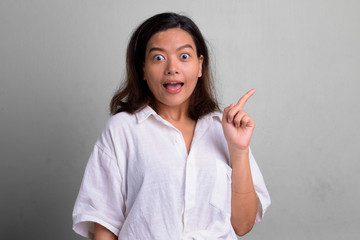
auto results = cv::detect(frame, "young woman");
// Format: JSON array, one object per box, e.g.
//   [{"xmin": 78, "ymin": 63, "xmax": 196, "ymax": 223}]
[{"xmin": 72, "ymin": 12, "xmax": 270, "ymax": 240}]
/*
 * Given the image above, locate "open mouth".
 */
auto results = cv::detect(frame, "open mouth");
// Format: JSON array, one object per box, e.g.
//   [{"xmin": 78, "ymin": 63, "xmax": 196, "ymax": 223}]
[{"xmin": 163, "ymin": 82, "xmax": 184, "ymax": 91}]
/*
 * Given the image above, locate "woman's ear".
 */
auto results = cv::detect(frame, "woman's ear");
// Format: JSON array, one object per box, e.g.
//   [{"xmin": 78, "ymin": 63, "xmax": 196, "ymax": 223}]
[
  {"xmin": 143, "ymin": 64, "xmax": 146, "ymax": 80},
  {"xmin": 198, "ymin": 55, "xmax": 204, "ymax": 78}
]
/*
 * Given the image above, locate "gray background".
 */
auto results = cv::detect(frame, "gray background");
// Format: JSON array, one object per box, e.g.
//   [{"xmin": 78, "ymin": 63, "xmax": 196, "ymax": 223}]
[{"xmin": 1, "ymin": 0, "xmax": 359, "ymax": 239}]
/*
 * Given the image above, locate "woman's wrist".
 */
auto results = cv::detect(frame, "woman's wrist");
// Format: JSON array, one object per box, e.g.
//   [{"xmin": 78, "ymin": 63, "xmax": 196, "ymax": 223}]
[{"xmin": 228, "ymin": 146, "xmax": 249, "ymax": 162}]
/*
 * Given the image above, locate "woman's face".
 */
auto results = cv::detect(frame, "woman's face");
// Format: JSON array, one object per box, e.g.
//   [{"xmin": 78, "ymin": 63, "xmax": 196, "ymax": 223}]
[{"xmin": 143, "ymin": 28, "xmax": 203, "ymax": 110}]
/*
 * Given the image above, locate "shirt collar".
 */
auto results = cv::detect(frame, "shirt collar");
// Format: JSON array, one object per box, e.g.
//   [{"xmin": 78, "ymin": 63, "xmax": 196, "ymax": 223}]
[
  {"xmin": 135, "ymin": 106, "xmax": 159, "ymax": 123},
  {"xmin": 203, "ymin": 111, "xmax": 222, "ymax": 123},
  {"xmin": 135, "ymin": 105, "xmax": 223, "ymax": 124}
]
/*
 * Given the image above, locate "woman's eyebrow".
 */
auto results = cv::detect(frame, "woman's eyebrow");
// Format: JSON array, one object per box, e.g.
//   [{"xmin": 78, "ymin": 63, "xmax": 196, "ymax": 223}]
[
  {"xmin": 148, "ymin": 47, "xmax": 165, "ymax": 54},
  {"xmin": 148, "ymin": 44, "xmax": 194, "ymax": 54},
  {"xmin": 176, "ymin": 44, "xmax": 194, "ymax": 51}
]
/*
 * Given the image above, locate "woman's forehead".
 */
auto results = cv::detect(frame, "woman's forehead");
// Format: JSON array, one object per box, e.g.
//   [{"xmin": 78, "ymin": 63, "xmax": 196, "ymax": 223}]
[{"xmin": 146, "ymin": 28, "xmax": 196, "ymax": 52}]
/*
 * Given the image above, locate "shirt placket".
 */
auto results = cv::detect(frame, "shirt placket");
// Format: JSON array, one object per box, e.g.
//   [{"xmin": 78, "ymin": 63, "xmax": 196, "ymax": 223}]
[
  {"xmin": 171, "ymin": 128, "xmax": 193, "ymax": 234},
  {"xmin": 182, "ymin": 116, "xmax": 212, "ymax": 234}
]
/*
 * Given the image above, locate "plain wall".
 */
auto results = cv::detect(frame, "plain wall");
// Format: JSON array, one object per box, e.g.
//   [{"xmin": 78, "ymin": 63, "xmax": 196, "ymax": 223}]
[{"xmin": 1, "ymin": 0, "xmax": 359, "ymax": 239}]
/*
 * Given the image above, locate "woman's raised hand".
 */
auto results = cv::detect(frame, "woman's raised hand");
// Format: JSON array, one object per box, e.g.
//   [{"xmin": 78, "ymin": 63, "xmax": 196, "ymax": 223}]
[{"xmin": 222, "ymin": 89, "xmax": 256, "ymax": 152}]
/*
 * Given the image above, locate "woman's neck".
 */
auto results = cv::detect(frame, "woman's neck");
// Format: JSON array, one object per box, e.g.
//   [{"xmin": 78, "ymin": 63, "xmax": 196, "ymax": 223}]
[
  {"xmin": 155, "ymin": 102, "xmax": 191, "ymax": 122},
  {"xmin": 154, "ymin": 102, "xmax": 197, "ymax": 154}
]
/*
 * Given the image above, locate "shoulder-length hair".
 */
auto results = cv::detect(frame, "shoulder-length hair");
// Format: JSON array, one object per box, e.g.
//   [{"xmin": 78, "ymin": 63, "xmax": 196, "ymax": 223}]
[{"xmin": 110, "ymin": 12, "xmax": 219, "ymax": 120}]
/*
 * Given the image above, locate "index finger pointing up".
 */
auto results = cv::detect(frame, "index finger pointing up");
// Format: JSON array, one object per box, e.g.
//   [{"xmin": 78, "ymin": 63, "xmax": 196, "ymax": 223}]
[{"xmin": 237, "ymin": 88, "xmax": 256, "ymax": 108}]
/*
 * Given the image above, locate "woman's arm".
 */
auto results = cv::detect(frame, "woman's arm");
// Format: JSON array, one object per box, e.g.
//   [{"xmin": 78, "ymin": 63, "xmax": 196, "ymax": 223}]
[
  {"xmin": 221, "ymin": 89, "xmax": 258, "ymax": 236},
  {"xmin": 228, "ymin": 148, "xmax": 257, "ymax": 236},
  {"xmin": 94, "ymin": 223, "xmax": 117, "ymax": 240}
]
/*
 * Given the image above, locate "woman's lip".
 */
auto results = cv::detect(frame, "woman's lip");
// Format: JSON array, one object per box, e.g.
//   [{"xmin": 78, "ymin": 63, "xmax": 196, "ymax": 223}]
[
  {"xmin": 163, "ymin": 80, "xmax": 183, "ymax": 84},
  {"xmin": 163, "ymin": 82, "xmax": 184, "ymax": 93}
]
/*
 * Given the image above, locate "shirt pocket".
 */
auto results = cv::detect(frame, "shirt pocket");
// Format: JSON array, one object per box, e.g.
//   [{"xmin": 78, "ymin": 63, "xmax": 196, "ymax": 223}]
[{"xmin": 210, "ymin": 159, "xmax": 232, "ymax": 217}]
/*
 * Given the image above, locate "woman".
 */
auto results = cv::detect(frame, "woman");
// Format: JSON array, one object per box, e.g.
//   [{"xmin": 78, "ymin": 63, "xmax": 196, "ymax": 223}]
[{"xmin": 73, "ymin": 12, "xmax": 270, "ymax": 240}]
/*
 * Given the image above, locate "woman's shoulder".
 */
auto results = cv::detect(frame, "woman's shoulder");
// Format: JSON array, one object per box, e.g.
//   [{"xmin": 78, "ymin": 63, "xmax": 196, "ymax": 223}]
[
  {"xmin": 200, "ymin": 110, "xmax": 223, "ymax": 122},
  {"xmin": 95, "ymin": 111, "xmax": 137, "ymax": 155},
  {"xmin": 103, "ymin": 106, "xmax": 156, "ymax": 134},
  {"xmin": 106, "ymin": 110, "xmax": 136, "ymax": 129}
]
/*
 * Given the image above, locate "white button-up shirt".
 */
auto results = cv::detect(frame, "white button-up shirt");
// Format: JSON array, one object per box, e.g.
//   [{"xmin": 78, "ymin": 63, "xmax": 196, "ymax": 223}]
[{"xmin": 72, "ymin": 106, "xmax": 270, "ymax": 239}]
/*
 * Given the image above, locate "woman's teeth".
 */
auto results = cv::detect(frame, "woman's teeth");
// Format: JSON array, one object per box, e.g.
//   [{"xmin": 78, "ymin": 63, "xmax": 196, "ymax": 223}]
[{"xmin": 163, "ymin": 82, "xmax": 184, "ymax": 90}]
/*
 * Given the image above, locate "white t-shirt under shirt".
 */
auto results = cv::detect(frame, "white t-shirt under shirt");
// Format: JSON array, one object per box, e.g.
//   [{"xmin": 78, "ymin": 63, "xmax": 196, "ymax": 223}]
[{"xmin": 72, "ymin": 106, "xmax": 271, "ymax": 239}]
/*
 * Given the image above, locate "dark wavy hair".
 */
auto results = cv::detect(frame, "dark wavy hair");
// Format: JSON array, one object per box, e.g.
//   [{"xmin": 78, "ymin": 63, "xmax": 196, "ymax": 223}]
[{"xmin": 110, "ymin": 12, "xmax": 219, "ymax": 120}]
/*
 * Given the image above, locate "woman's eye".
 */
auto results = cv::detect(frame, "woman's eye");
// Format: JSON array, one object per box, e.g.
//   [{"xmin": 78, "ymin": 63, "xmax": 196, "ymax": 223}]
[
  {"xmin": 180, "ymin": 53, "xmax": 190, "ymax": 60},
  {"xmin": 154, "ymin": 55, "xmax": 165, "ymax": 61}
]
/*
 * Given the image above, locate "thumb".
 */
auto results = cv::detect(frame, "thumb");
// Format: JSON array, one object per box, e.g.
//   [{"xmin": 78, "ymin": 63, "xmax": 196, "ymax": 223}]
[{"xmin": 222, "ymin": 103, "xmax": 235, "ymax": 123}]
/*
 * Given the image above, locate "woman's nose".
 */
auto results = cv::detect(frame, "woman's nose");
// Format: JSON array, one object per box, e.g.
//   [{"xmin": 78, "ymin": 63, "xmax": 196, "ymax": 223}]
[{"xmin": 165, "ymin": 58, "xmax": 179, "ymax": 75}]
